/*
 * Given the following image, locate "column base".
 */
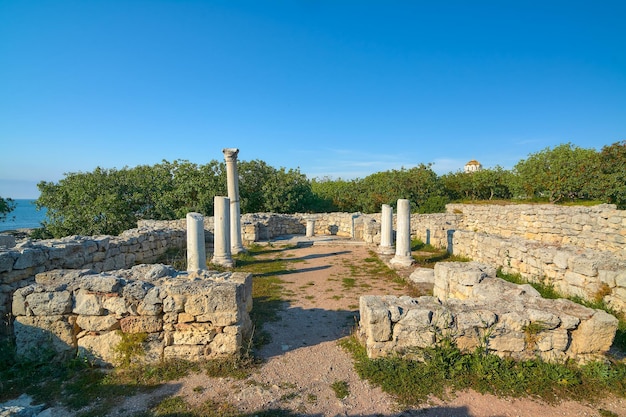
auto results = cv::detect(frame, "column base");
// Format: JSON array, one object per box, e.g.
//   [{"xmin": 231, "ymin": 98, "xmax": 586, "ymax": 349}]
[
  {"xmin": 377, "ymin": 245, "xmax": 395, "ymax": 255},
  {"xmin": 390, "ymin": 255, "xmax": 414, "ymax": 267},
  {"xmin": 211, "ymin": 255, "xmax": 235, "ymax": 268},
  {"xmin": 231, "ymin": 245, "xmax": 247, "ymax": 255}
]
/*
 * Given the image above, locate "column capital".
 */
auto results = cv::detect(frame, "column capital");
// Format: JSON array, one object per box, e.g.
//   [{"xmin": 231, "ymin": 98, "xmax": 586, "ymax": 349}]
[{"xmin": 222, "ymin": 148, "xmax": 240, "ymax": 162}]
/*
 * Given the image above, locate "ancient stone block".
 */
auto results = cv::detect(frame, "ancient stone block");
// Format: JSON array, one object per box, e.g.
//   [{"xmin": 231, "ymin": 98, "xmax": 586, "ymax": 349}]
[
  {"xmin": 14, "ymin": 315, "xmax": 76, "ymax": 360},
  {"xmin": 26, "ymin": 291, "xmax": 72, "ymax": 316},
  {"xmin": 120, "ymin": 316, "xmax": 162, "ymax": 333},
  {"xmin": 76, "ymin": 315, "xmax": 120, "ymax": 332},
  {"xmin": 77, "ymin": 331, "xmax": 123, "ymax": 367},
  {"xmin": 74, "ymin": 290, "xmax": 104, "ymax": 315}
]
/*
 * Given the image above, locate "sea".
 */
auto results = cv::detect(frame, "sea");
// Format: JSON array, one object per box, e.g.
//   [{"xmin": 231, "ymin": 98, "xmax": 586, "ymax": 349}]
[{"xmin": 0, "ymin": 199, "xmax": 47, "ymax": 232}]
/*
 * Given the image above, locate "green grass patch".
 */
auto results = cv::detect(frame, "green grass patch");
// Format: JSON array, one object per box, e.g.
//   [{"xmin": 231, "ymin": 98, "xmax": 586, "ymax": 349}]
[
  {"xmin": 342, "ymin": 277, "xmax": 356, "ymax": 289},
  {"xmin": 330, "ymin": 380, "xmax": 350, "ymax": 399},
  {"xmin": 340, "ymin": 336, "xmax": 626, "ymax": 407}
]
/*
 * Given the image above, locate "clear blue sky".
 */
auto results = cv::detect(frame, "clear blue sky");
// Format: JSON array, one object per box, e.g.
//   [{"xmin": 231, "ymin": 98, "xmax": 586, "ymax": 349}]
[{"xmin": 1, "ymin": 1, "xmax": 624, "ymax": 199}]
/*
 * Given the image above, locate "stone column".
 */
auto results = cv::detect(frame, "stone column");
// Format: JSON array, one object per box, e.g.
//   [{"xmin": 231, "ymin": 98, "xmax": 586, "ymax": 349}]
[
  {"xmin": 378, "ymin": 204, "xmax": 395, "ymax": 255},
  {"xmin": 390, "ymin": 199, "xmax": 414, "ymax": 267},
  {"xmin": 306, "ymin": 219, "xmax": 316, "ymax": 237},
  {"xmin": 223, "ymin": 148, "xmax": 245, "ymax": 254},
  {"xmin": 186, "ymin": 212, "xmax": 207, "ymax": 272},
  {"xmin": 211, "ymin": 196, "xmax": 234, "ymax": 268}
]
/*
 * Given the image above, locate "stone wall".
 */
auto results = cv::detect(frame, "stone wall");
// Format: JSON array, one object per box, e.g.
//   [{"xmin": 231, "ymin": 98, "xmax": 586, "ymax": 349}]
[
  {"xmin": 359, "ymin": 262, "xmax": 618, "ymax": 363},
  {"xmin": 450, "ymin": 230, "xmax": 626, "ymax": 313},
  {"xmin": 0, "ymin": 225, "xmax": 191, "ymax": 331},
  {"xmin": 447, "ymin": 203, "xmax": 626, "ymax": 256},
  {"xmin": 12, "ymin": 265, "xmax": 252, "ymax": 365}
]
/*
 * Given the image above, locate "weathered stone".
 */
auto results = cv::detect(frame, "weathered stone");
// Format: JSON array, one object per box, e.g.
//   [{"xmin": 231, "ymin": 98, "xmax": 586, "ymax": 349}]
[
  {"xmin": 120, "ymin": 316, "xmax": 162, "ymax": 333},
  {"xmin": 173, "ymin": 322, "xmax": 217, "ymax": 345},
  {"xmin": 14, "ymin": 315, "xmax": 76, "ymax": 360},
  {"xmin": 359, "ymin": 296, "xmax": 392, "ymax": 342},
  {"xmin": 77, "ymin": 331, "xmax": 123, "ymax": 367},
  {"xmin": 408, "ymin": 268, "xmax": 435, "ymax": 284},
  {"xmin": 80, "ymin": 274, "xmax": 123, "ymax": 293},
  {"xmin": 26, "ymin": 291, "xmax": 72, "ymax": 316},
  {"xmin": 102, "ymin": 295, "xmax": 129, "ymax": 316},
  {"xmin": 13, "ymin": 248, "xmax": 47, "ymax": 270},
  {"xmin": 138, "ymin": 287, "xmax": 162, "ymax": 315},
  {"xmin": 74, "ymin": 290, "xmax": 103, "ymax": 315},
  {"xmin": 76, "ymin": 315, "xmax": 120, "ymax": 332},
  {"xmin": 569, "ymin": 310, "xmax": 618, "ymax": 354}
]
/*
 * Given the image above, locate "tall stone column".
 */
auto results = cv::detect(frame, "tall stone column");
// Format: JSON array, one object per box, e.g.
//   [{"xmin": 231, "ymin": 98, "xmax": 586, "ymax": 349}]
[
  {"xmin": 223, "ymin": 148, "xmax": 245, "ymax": 254},
  {"xmin": 378, "ymin": 204, "xmax": 395, "ymax": 255},
  {"xmin": 186, "ymin": 212, "xmax": 207, "ymax": 272},
  {"xmin": 211, "ymin": 196, "xmax": 234, "ymax": 268},
  {"xmin": 390, "ymin": 199, "xmax": 414, "ymax": 267}
]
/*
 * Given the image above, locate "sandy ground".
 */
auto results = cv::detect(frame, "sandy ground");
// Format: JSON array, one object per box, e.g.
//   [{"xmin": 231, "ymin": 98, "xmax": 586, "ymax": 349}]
[{"xmin": 105, "ymin": 239, "xmax": 626, "ymax": 417}]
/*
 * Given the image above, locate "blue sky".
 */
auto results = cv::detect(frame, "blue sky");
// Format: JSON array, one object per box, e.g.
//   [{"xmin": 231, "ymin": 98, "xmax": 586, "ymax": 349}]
[{"xmin": 1, "ymin": 1, "xmax": 625, "ymax": 199}]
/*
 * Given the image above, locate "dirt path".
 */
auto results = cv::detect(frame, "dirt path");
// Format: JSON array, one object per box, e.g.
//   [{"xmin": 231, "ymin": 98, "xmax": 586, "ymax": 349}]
[{"xmin": 113, "ymin": 240, "xmax": 625, "ymax": 417}]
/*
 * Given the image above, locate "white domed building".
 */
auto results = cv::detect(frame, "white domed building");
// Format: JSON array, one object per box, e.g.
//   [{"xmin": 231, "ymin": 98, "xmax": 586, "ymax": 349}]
[{"xmin": 464, "ymin": 160, "xmax": 482, "ymax": 173}]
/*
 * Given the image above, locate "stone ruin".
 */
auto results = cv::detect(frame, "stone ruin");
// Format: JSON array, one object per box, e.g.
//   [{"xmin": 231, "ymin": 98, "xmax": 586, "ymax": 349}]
[
  {"xmin": 12, "ymin": 264, "xmax": 252, "ymax": 366},
  {"xmin": 359, "ymin": 262, "xmax": 618, "ymax": 363}
]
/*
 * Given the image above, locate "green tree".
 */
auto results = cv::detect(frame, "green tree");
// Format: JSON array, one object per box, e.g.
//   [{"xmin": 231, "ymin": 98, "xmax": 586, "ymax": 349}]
[
  {"xmin": 355, "ymin": 164, "xmax": 444, "ymax": 213},
  {"xmin": 0, "ymin": 196, "xmax": 16, "ymax": 222},
  {"xmin": 261, "ymin": 167, "xmax": 315, "ymax": 213},
  {"xmin": 594, "ymin": 140, "xmax": 626, "ymax": 209},
  {"xmin": 511, "ymin": 143, "xmax": 599, "ymax": 203},
  {"xmin": 239, "ymin": 160, "xmax": 275, "ymax": 213}
]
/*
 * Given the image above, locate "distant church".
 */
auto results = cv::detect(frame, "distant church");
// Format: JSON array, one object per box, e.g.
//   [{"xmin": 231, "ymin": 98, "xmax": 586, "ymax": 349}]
[{"xmin": 464, "ymin": 160, "xmax": 482, "ymax": 173}]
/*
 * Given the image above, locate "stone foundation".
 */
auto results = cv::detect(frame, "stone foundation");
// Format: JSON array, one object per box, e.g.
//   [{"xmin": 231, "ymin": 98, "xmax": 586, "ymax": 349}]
[
  {"xmin": 12, "ymin": 265, "xmax": 252, "ymax": 365},
  {"xmin": 359, "ymin": 262, "xmax": 618, "ymax": 363}
]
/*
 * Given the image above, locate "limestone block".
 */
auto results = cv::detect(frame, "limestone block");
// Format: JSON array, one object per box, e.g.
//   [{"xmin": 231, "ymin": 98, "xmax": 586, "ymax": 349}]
[
  {"xmin": 569, "ymin": 256, "xmax": 598, "ymax": 277},
  {"xmin": 74, "ymin": 290, "xmax": 104, "ymax": 315},
  {"xmin": 536, "ymin": 329, "xmax": 569, "ymax": 352},
  {"xmin": 616, "ymin": 270, "xmax": 626, "ymax": 288},
  {"xmin": 103, "ymin": 295, "xmax": 129, "ymax": 316},
  {"xmin": 77, "ymin": 331, "xmax": 123, "ymax": 367},
  {"xmin": 177, "ymin": 312, "xmax": 194, "ymax": 323},
  {"xmin": 172, "ymin": 322, "xmax": 217, "ymax": 345},
  {"xmin": 196, "ymin": 311, "xmax": 239, "ymax": 326},
  {"xmin": 408, "ymin": 268, "xmax": 435, "ymax": 285},
  {"xmin": 80, "ymin": 274, "xmax": 123, "ymax": 293},
  {"xmin": 76, "ymin": 315, "xmax": 120, "ymax": 332},
  {"xmin": 569, "ymin": 310, "xmax": 618, "ymax": 354},
  {"xmin": 359, "ymin": 296, "xmax": 392, "ymax": 342},
  {"xmin": 163, "ymin": 344, "xmax": 212, "ymax": 361},
  {"xmin": 0, "ymin": 251, "xmax": 17, "ymax": 273},
  {"xmin": 14, "ymin": 315, "xmax": 76, "ymax": 360},
  {"xmin": 163, "ymin": 294, "xmax": 185, "ymax": 313},
  {"xmin": 13, "ymin": 248, "xmax": 47, "ymax": 270},
  {"xmin": 564, "ymin": 271, "xmax": 587, "ymax": 287},
  {"xmin": 184, "ymin": 283, "xmax": 239, "ymax": 316},
  {"xmin": 120, "ymin": 316, "xmax": 162, "ymax": 333},
  {"xmin": 122, "ymin": 280, "xmax": 152, "ymax": 300},
  {"xmin": 26, "ymin": 291, "xmax": 72, "ymax": 316},
  {"xmin": 525, "ymin": 308, "xmax": 561, "ymax": 330},
  {"xmin": 211, "ymin": 327, "xmax": 242, "ymax": 354},
  {"xmin": 138, "ymin": 287, "xmax": 162, "ymax": 316},
  {"xmin": 12, "ymin": 285, "xmax": 35, "ymax": 316},
  {"xmin": 488, "ymin": 331, "xmax": 525, "ymax": 353}
]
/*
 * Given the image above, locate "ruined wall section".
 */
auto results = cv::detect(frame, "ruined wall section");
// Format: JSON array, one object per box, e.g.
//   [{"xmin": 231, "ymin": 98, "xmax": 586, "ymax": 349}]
[
  {"xmin": 359, "ymin": 262, "xmax": 618, "ymax": 363},
  {"xmin": 1, "ymin": 226, "xmax": 189, "ymax": 326},
  {"xmin": 447, "ymin": 203, "xmax": 626, "ymax": 256},
  {"xmin": 12, "ymin": 265, "xmax": 252, "ymax": 365}
]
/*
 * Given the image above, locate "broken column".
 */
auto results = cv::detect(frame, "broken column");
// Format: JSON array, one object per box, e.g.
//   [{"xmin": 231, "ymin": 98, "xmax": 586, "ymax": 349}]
[
  {"xmin": 186, "ymin": 212, "xmax": 207, "ymax": 272},
  {"xmin": 306, "ymin": 219, "xmax": 316, "ymax": 237},
  {"xmin": 223, "ymin": 148, "xmax": 245, "ymax": 254},
  {"xmin": 378, "ymin": 204, "xmax": 394, "ymax": 255},
  {"xmin": 390, "ymin": 199, "xmax": 414, "ymax": 267},
  {"xmin": 211, "ymin": 196, "xmax": 234, "ymax": 268}
]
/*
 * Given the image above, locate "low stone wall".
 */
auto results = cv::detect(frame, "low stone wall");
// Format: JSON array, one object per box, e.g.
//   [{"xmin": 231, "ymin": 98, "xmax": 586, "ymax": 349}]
[
  {"xmin": 447, "ymin": 203, "xmax": 626, "ymax": 256},
  {"xmin": 12, "ymin": 265, "xmax": 252, "ymax": 365},
  {"xmin": 0, "ymin": 225, "xmax": 190, "ymax": 330},
  {"xmin": 240, "ymin": 212, "xmax": 381, "ymax": 243},
  {"xmin": 451, "ymin": 230, "xmax": 626, "ymax": 313},
  {"xmin": 359, "ymin": 262, "xmax": 618, "ymax": 363}
]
